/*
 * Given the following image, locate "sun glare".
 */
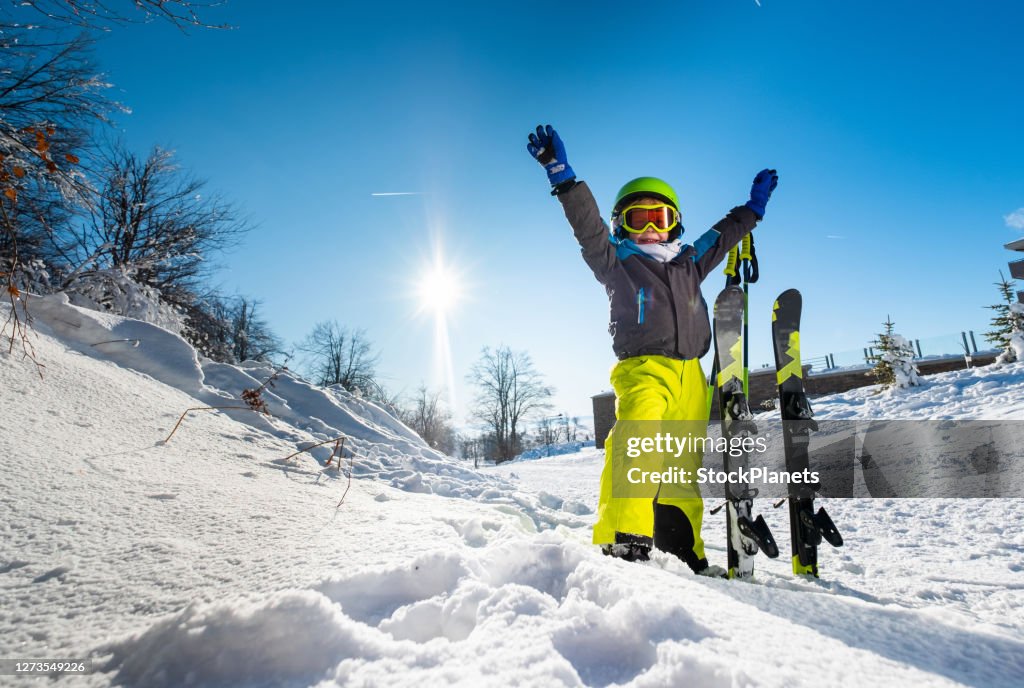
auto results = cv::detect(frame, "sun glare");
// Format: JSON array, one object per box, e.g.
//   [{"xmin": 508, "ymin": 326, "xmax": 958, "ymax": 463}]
[
  {"xmin": 413, "ymin": 250, "xmax": 463, "ymax": 412},
  {"xmin": 419, "ymin": 264, "xmax": 461, "ymax": 314}
]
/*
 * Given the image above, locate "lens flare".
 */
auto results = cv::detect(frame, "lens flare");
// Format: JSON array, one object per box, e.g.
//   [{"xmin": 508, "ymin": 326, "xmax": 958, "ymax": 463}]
[
  {"xmin": 413, "ymin": 251, "xmax": 465, "ymax": 415},
  {"xmin": 418, "ymin": 264, "xmax": 461, "ymax": 314}
]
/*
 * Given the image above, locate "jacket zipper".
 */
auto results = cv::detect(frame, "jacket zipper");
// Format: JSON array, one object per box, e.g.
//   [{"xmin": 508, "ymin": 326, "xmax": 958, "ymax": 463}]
[{"xmin": 637, "ymin": 288, "xmax": 645, "ymax": 325}]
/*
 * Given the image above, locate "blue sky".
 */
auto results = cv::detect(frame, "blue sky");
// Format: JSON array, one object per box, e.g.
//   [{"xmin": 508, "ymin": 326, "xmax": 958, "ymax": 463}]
[{"xmin": 85, "ymin": 1, "xmax": 1024, "ymax": 423}]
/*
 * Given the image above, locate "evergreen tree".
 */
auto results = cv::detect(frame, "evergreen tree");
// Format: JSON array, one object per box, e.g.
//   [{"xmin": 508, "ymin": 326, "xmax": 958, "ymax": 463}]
[
  {"xmin": 984, "ymin": 272, "xmax": 1024, "ymax": 364},
  {"xmin": 869, "ymin": 316, "xmax": 921, "ymax": 388},
  {"xmin": 869, "ymin": 316, "xmax": 897, "ymax": 387}
]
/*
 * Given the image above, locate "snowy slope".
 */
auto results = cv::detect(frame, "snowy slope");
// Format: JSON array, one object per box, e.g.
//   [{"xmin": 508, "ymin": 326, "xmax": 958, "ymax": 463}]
[
  {"xmin": 810, "ymin": 359, "xmax": 1024, "ymax": 420},
  {"xmin": 1, "ymin": 296, "xmax": 1022, "ymax": 687}
]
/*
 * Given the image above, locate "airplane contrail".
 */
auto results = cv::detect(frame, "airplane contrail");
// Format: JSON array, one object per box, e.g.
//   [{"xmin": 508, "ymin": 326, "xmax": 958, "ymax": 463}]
[{"xmin": 371, "ymin": 192, "xmax": 426, "ymax": 197}]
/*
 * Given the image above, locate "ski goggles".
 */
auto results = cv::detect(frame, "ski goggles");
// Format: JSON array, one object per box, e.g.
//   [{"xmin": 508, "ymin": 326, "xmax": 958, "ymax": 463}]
[{"xmin": 615, "ymin": 204, "xmax": 680, "ymax": 234}]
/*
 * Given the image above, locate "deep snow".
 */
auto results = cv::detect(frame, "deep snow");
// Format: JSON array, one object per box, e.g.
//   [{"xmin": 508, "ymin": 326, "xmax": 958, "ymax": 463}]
[{"xmin": 1, "ymin": 294, "xmax": 1022, "ymax": 687}]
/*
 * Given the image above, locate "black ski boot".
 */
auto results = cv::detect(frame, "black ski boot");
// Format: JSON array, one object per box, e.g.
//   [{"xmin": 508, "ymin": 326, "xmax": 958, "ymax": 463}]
[{"xmin": 600, "ymin": 533, "xmax": 652, "ymax": 562}]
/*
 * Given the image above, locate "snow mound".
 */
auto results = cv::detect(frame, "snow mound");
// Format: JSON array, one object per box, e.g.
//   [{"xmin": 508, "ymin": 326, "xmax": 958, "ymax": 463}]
[
  {"xmin": 19, "ymin": 292, "xmax": 569, "ymax": 505},
  {"xmin": 101, "ymin": 534, "xmax": 734, "ymax": 688},
  {"xmin": 102, "ymin": 591, "xmax": 365, "ymax": 688},
  {"xmin": 812, "ymin": 358, "xmax": 1024, "ymax": 419}
]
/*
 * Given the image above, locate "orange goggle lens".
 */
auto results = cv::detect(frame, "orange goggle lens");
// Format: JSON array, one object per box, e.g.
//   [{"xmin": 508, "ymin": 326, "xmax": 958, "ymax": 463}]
[{"xmin": 619, "ymin": 204, "xmax": 679, "ymax": 233}]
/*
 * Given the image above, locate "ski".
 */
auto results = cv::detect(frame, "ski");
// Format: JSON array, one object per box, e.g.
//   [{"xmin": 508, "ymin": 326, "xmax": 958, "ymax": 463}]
[
  {"xmin": 771, "ymin": 289, "xmax": 843, "ymax": 577},
  {"xmin": 714, "ymin": 286, "xmax": 779, "ymax": 579}
]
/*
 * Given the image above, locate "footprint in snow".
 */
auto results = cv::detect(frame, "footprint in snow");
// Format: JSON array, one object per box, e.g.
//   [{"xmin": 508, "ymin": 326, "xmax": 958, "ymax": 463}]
[
  {"xmin": 33, "ymin": 566, "xmax": 71, "ymax": 583},
  {"xmin": 0, "ymin": 560, "xmax": 30, "ymax": 574}
]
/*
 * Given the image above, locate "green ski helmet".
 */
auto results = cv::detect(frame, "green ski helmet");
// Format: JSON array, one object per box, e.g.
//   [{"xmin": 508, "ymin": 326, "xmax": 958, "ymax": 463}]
[{"xmin": 611, "ymin": 176, "xmax": 684, "ymax": 241}]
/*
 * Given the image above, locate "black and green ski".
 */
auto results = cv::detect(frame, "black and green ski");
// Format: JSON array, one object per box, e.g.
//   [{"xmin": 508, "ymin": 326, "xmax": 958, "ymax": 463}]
[
  {"xmin": 714, "ymin": 286, "xmax": 779, "ymax": 579},
  {"xmin": 771, "ymin": 289, "xmax": 843, "ymax": 576}
]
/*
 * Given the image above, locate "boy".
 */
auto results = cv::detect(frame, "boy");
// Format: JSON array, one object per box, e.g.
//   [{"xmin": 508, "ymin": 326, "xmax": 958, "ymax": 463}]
[{"xmin": 526, "ymin": 124, "xmax": 778, "ymax": 575}]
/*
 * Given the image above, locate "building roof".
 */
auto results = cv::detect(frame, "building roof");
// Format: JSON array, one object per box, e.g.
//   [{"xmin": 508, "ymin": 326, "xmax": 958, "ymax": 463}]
[{"xmin": 1006, "ymin": 238, "xmax": 1024, "ymax": 251}]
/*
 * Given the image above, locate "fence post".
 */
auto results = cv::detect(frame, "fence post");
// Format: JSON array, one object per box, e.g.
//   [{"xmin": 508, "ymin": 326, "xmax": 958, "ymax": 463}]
[
  {"xmin": 969, "ymin": 330, "xmax": 978, "ymax": 353},
  {"xmin": 961, "ymin": 332, "xmax": 973, "ymax": 368},
  {"xmin": 915, "ymin": 339, "xmax": 922, "ymax": 358}
]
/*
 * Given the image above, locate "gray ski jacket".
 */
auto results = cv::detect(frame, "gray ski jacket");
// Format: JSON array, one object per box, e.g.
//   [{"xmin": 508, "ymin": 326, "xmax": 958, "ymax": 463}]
[{"xmin": 557, "ymin": 181, "xmax": 759, "ymax": 361}]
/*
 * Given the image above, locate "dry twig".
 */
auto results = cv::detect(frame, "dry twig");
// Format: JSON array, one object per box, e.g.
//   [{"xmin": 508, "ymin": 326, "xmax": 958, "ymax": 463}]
[
  {"xmin": 280, "ymin": 436, "xmax": 347, "ymax": 463},
  {"xmin": 240, "ymin": 363, "xmax": 287, "ymax": 414},
  {"xmin": 162, "ymin": 405, "xmax": 259, "ymax": 444}
]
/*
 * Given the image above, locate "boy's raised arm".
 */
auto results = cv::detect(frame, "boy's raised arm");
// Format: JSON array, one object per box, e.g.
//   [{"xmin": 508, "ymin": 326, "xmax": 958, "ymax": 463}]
[
  {"xmin": 693, "ymin": 169, "xmax": 778, "ymax": 280},
  {"xmin": 557, "ymin": 182, "xmax": 618, "ymax": 282},
  {"xmin": 527, "ymin": 125, "xmax": 617, "ymax": 283}
]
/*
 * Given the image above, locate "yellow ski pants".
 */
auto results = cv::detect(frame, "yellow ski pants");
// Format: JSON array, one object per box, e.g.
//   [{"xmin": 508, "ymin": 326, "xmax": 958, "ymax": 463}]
[{"xmin": 593, "ymin": 355, "xmax": 708, "ymax": 560}]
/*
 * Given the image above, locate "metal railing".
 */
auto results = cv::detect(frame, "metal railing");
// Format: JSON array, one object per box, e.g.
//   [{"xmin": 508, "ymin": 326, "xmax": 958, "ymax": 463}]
[{"xmin": 797, "ymin": 329, "xmax": 996, "ymax": 373}]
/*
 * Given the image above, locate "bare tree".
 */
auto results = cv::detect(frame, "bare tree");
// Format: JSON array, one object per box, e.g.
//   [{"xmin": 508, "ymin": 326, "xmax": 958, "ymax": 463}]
[
  {"xmin": 401, "ymin": 384, "xmax": 456, "ymax": 454},
  {"xmin": 566, "ymin": 415, "xmax": 582, "ymax": 443},
  {"xmin": 1, "ymin": 0, "xmax": 228, "ymax": 284},
  {"xmin": 537, "ymin": 414, "xmax": 561, "ymax": 447},
  {"xmin": 0, "ymin": 30, "xmax": 114, "ymax": 186},
  {"xmin": 467, "ymin": 345, "xmax": 553, "ymax": 463},
  {"xmin": 231, "ymin": 297, "xmax": 282, "ymax": 363},
  {"xmin": 1, "ymin": 0, "xmax": 231, "ymax": 366},
  {"xmin": 56, "ymin": 143, "xmax": 247, "ymax": 301},
  {"xmin": 363, "ymin": 379, "xmax": 403, "ymax": 415},
  {"xmin": 1, "ymin": 29, "xmax": 118, "ymax": 278},
  {"xmin": 0, "ymin": 28, "xmax": 118, "ymax": 366},
  {"xmin": 299, "ymin": 321, "xmax": 379, "ymax": 391},
  {"xmin": 5, "ymin": 0, "xmax": 229, "ymax": 30},
  {"xmin": 461, "ymin": 433, "xmax": 496, "ymax": 468},
  {"xmin": 178, "ymin": 292, "xmax": 283, "ymax": 364}
]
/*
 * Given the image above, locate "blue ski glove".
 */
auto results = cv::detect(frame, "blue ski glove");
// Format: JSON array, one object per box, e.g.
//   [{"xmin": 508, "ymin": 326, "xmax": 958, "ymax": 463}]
[
  {"xmin": 527, "ymin": 124, "xmax": 575, "ymax": 186},
  {"xmin": 745, "ymin": 168, "xmax": 779, "ymax": 219}
]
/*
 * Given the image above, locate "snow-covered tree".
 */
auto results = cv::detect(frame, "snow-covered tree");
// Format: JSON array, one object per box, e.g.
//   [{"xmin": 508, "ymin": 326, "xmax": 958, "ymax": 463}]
[
  {"xmin": 984, "ymin": 273, "xmax": 1024, "ymax": 364},
  {"xmin": 869, "ymin": 316, "xmax": 921, "ymax": 389},
  {"xmin": 58, "ymin": 143, "xmax": 247, "ymax": 302},
  {"xmin": 1, "ymin": 0, "xmax": 234, "ymax": 369},
  {"xmin": 180, "ymin": 292, "xmax": 234, "ymax": 362},
  {"xmin": 8, "ymin": 0, "xmax": 227, "ymax": 30},
  {"xmin": 887, "ymin": 333, "xmax": 923, "ymax": 388},
  {"xmin": 64, "ymin": 267, "xmax": 186, "ymax": 334},
  {"xmin": 1010, "ymin": 303, "xmax": 1024, "ymax": 363},
  {"xmin": 1, "ymin": 0, "xmax": 228, "ymax": 290},
  {"xmin": 1, "ymin": 28, "xmax": 118, "ymax": 330}
]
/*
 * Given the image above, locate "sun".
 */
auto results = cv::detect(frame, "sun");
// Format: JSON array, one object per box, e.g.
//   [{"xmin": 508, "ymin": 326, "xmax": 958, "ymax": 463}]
[{"xmin": 418, "ymin": 263, "xmax": 462, "ymax": 314}]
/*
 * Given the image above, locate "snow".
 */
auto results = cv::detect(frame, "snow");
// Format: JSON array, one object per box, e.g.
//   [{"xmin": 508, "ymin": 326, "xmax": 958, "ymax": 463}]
[
  {"xmin": 2, "ymin": 294, "xmax": 1023, "ymax": 687},
  {"xmin": 887, "ymin": 334, "xmax": 923, "ymax": 388},
  {"xmin": 1009, "ymin": 303, "xmax": 1024, "ymax": 362},
  {"xmin": 515, "ymin": 441, "xmax": 595, "ymax": 462},
  {"xmin": 63, "ymin": 268, "xmax": 187, "ymax": 337},
  {"xmin": 809, "ymin": 357, "xmax": 1024, "ymax": 420}
]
